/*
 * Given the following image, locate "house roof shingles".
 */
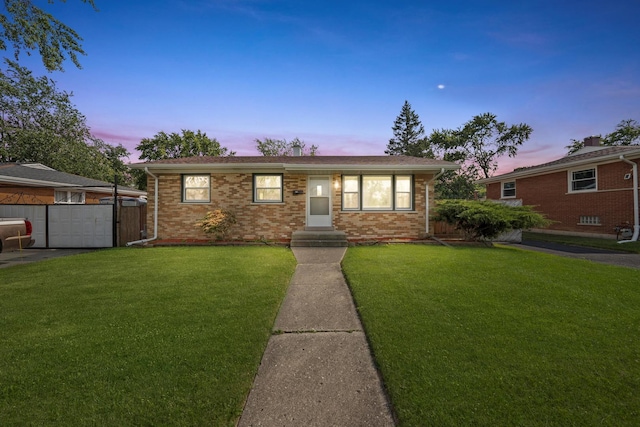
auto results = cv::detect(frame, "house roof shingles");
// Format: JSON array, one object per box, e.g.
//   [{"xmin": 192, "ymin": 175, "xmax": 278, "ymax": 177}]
[
  {"xmin": 0, "ymin": 163, "xmax": 144, "ymax": 195},
  {"xmin": 477, "ymin": 146, "xmax": 640, "ymax": 184},
  {"xmin": 131, "ymin": 155, "xmax": 459, "ymax": 171}
]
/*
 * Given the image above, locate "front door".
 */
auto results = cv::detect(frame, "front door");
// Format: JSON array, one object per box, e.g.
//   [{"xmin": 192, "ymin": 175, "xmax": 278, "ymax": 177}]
[{"xmin": 307, "ymin": 176, "xmax": 332, "ymax": 227}]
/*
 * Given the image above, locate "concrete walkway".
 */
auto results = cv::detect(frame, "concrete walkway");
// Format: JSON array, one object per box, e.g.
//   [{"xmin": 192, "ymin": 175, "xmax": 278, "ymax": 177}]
[{"xmin": 238, "ymin": 247, "xmax": 395, "ymax": 427}]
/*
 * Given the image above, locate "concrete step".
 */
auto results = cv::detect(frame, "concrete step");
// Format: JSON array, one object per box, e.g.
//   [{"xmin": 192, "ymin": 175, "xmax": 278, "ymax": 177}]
[{"xmin": 290, "ymin": 230, "xmax": 348, "ymax": 247}]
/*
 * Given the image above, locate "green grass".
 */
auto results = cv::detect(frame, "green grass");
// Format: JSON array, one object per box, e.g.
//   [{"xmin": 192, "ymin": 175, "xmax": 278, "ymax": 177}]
[
  {"xmin": 524, "ymin": 231, "xmax": 640, "ymax": 253},
  {"xmin": 0, "ymin": 246, "xmax": 296, "ymax": 426},
  {"xmin": 342, "ymin": 245, "xmax": 640, "ymax": 426}
]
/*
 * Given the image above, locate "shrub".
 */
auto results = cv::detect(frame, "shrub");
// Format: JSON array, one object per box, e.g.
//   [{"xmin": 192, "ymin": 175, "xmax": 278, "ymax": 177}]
[
  {"xmin": 434, "ymin": 200, "xmax": 550, "ymax": 243},
  {"xmin": 196, "ymin": 209, "xmax": 237, "ymax": 240}
]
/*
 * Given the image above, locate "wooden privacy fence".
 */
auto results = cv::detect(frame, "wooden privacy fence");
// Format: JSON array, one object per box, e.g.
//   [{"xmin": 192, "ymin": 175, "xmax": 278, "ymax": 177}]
[
  {"xmin": 432, "ymin": 220, "xmax": 464, "ymax": 238},
  {"xmin": 117, "ymin": 203, "xmax": 147, "ymax": 246}
]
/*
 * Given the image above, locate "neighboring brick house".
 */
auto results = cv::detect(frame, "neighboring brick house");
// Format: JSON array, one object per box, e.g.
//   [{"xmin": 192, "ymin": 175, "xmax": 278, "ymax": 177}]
[
  {"xmin": 130, "ymin": 155, "xmax": 459, "ymax": 244},
  {"xmin": 477, "ymin": 137, "xmax": 640, "ymax": 240},
  {"xmin": 0, "ymin": 162, "xmax": 146, "ymax": 204}
]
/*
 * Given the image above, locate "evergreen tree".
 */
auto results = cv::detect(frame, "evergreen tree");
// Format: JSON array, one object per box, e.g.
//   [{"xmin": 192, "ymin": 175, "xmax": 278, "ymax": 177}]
[{"xmin": 385, "ymin": 100, "xmax": 433, "ymax": 157}]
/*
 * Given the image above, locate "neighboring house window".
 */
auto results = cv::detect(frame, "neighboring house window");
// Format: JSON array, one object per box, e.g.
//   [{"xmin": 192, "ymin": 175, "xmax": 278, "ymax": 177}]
[
  {"xmin": 502, "ymin": 181, "xmax": 516, "ymax": 198},
  {"xmin": 579, "ymin": 216, "xmax": 601, "ymax": 225},
  {"xmin": 54, "ymin": 190, "xmax": 85, "ymax": 204},
  {"xmin": 182, "ymin": 174, "xmax": 210, "ymax": 202},
  {"xmin": 254, "ymin": 174, "xmax": 283, "ymax": 203},
  {"xmin": 342, "ymin": 175, "xmax": 413, "ymax": 211},
  {"xmin": 570, "ymin": 168, "xmax": 596, "ymax": 192}
]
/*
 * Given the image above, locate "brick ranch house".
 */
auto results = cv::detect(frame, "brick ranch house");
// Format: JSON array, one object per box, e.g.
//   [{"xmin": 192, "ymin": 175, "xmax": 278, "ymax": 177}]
[
  {"xmin": 129, "ymin": 155, "xmax": 459, "ymax": 244},
  {"xmin": 477, "ymin": 137, "xmax": 640, "ymax": 241}
]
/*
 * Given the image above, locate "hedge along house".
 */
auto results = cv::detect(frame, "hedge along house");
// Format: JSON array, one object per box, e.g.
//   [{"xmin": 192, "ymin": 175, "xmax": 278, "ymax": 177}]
[
  {"xmin": 477, "ymin": 137, "xmax": 640, "ymax": 241},
  {"xmin": 129, "ymin": 155, "xmax": 459, "ymax": 245}
]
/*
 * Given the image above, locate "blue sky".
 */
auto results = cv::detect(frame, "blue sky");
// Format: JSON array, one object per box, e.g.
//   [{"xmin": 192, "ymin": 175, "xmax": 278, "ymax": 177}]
[{"xmin": 15, "ymin": 0, "xmax": 640, "ymax": 173}]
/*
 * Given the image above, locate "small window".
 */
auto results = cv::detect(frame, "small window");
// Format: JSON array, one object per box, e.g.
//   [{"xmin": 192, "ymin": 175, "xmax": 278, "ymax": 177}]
[
  {"xmin": 342, "ymin": 176, "xmax": 360, "ymax": 210},
  {"xmin": 570, "ymin": 168, "xmax": 596, "ymax": 192},
  {"xmin": 502, "ymin": 181, "xmax": 516, "ymax": 198},
  {"xmin": 395, "ymin": 176, "xmax": 413, "ymax": 210},
  {"xmin": 579, "ymin": 216, "xmax": 601, "ymax": 225},
  {"xmin": 254, "ymin": 174, "xmax": 283, "ymax": 203},
  {"xmin": 183, "ymin": 174, "xmax": 210, "ymax": 202},
  {"xmin": 54, "ymin": 190, "xmax": 85, "ymax": 204}
]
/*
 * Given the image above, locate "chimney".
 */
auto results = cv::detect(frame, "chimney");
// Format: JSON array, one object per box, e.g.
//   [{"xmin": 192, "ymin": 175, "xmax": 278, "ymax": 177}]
[
  {"xmin": 583, "ymin": 136, "xmax": 602, "ymax": 147},
  {"xmin": 292, "ymin": 142, "xmax": 302, "ymax": 156}
]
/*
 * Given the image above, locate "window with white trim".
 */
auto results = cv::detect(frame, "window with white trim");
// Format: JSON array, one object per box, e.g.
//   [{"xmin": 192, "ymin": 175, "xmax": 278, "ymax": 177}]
[
  {"xmin": 395, "ymin": 176, "xmax": 412, "ymax": 210},
  {"xmin": 342, "ymin": 176, "xmax": 360, "ymax": 209},
  {"xmin": 254, "ymin": 174, "xmax": 283, "ymax": 203},
  {"xmin": 182, "ymin": 174, "xmax": 210, "ymax": 202},
  {"xmin": 502, "ymin": 181, "xmax": 516, "ymax": 198},
  {"xmin": 54, "ymin": 190, "xmax": 85, "ymax": 204},
  {"xmin": 342, "ymin": 175, "xmax": 413, "ymax": 211},
  {"xmin": 570, "ymin": 168, "xmax": 596, "ymax": 192}
]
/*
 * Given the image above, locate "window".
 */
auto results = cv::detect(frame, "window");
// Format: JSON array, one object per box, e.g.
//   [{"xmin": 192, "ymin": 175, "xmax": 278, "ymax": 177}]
[
  {"xmin": 363, "ymin": 176, "xmax": 392, "ymax": 209},
  {"xmin": 254, "ymin": 174, "xmax": 283, "ymax": 203},
  {"xmin": 342, "ymin": 175, "xmax": 413, "ymax": 211},
  {"xmin": 54, "ymin": 190, "xmax": 85, "ymax": 204},
  {"xmin": 342, "ymin": 176, "xmax": 360, "ymax": 210},
  {"xmin": 570, "ymin": 168, "xmax": 596, "ymax": 192},
  {"xmin": 502, "ymin": 181, "xmax": 516, "ymax": 198},
  {"xmin": 395, "ymin": 176, "xmax": 412, "ymax": 210},
  {"xmin": 579, "ymin": 216, "xmax": 601, "ymax": 225},
  {"xmin": 183, "ymin": 174, "xmax": 210, "ymax": 202}
]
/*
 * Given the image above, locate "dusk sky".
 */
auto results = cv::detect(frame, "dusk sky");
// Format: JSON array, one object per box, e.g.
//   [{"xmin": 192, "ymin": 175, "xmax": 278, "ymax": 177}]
[{"xmin": 15, "ymin": 0, "xmax": 640, "ymax": 174}]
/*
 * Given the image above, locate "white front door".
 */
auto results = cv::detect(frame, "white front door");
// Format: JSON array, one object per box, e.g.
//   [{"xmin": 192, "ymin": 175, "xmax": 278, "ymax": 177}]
[{"xmin": 307, "ymin": 176, "xmax": 332, "ymax": 227}]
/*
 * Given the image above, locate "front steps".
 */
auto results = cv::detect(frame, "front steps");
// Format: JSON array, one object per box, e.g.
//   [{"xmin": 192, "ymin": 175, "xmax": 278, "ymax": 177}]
[{"xmin": 290, "ymin": 229, "xmax": 349, "ymax": 247}]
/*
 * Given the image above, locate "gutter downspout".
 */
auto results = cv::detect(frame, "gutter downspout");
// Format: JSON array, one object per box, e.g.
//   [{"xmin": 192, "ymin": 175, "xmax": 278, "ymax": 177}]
[
  {"xmin": 426, "ymin": 168, "xmax": 446, "ymax": 236},
  {"xmin": 126, "ymin": 167, "xmax": 159, "ymax": 246},
  {"xmin": 619, "ymin": 155, "xmax": 639, "ymax": 243}
]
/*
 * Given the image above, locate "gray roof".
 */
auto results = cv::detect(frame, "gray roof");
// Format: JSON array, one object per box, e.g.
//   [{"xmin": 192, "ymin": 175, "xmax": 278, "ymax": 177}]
[
  {"xmin": 0, "ymin": 163, "xmax": 145, "ymax": 195},
  {"xmin": 477, "ymin": 146, "xmax": 640, "ymax": 184},
  {"xmin": 131, "ymin": 155, "xmax": 459, "ymax": 173}
]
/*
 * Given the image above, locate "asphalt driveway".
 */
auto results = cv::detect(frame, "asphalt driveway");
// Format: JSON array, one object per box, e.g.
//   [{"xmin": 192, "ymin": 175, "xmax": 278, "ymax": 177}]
[
  {"xmin": 0, "ymin": 248, "xmax": 96, "ymax": 269},
  {"xmin": 515, "ymin": 240, "xmax": 640, "ymax": 270}
]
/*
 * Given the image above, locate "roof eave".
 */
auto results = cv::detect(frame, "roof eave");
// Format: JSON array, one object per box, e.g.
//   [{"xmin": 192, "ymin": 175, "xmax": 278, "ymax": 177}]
[
  {"xmin": 477, "ymin": 150, "xmax": 640, "ymax": 184},
  {"xmin": 131, "ymin": 162, "xmax": 460, "ymax": 173}
]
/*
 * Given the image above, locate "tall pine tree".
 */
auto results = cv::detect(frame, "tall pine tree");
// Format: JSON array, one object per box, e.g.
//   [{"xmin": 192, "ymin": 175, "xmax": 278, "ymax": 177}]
[{"xmin": 385, "ymin": 100, "xmax": 433, "ymax": 157}]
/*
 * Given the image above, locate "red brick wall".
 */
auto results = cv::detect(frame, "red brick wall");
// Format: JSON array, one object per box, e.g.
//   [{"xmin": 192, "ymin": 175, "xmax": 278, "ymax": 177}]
[
  {"xmin": 485, "ymin": 159, "xmax": 639, "ymax": 237},
  {"xmin": 147, "ymin": 172, "xmax": 435, "ymax": 242},
  {"xmin": 0, "ymin": 186, "xmax": 106, "ymax": 204}
]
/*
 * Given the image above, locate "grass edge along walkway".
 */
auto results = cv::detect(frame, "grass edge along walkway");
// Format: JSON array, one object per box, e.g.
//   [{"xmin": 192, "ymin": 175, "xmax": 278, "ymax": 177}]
[
  {"xmin": 342, "ymin": 244, "xmax": 640, "ymax": 426},
  {"xmin": 0, "ymin": 246, "xmax": 296, "ymax": 426}
]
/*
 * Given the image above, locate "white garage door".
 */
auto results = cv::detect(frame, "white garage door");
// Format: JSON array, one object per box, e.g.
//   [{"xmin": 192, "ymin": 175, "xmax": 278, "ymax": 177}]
[{"xmin": 48, "ymin": 205, "xmax": 113, "ymax": 248}]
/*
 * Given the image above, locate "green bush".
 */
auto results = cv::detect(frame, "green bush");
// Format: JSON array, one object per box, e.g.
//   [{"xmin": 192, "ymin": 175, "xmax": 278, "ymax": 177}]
[{"xmin": 434, "ymin": 199, "xmax": 549, "ymax": 242}]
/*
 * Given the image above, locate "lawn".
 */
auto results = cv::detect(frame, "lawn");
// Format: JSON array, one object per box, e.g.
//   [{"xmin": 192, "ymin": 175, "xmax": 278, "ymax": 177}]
[
  {"xmin": 0, "ymin": 246, "xmax": 296, "ymax": 426},
  {"xmin": 342, "ymin": 245, "xmax": 640, "ymax": 426}
]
